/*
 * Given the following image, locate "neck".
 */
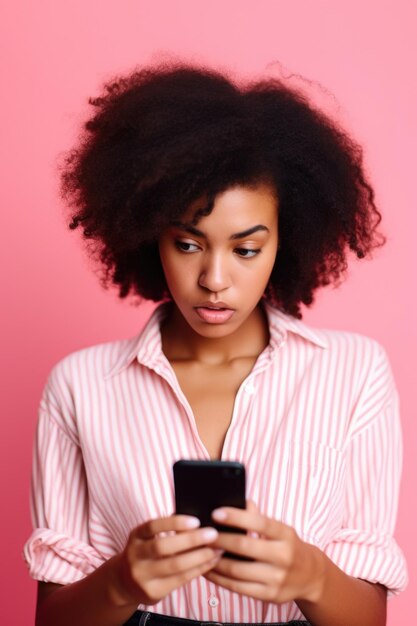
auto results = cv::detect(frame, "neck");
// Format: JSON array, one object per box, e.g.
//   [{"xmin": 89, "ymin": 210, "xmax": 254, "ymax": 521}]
[{"xmin": 161, "ymin": 302, "xmax": 270, "ymax": 365}]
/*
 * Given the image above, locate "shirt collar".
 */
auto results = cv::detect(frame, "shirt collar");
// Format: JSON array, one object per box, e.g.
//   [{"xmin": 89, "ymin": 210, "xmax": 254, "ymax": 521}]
[
  {"xmin": 103, "ymin": 303, "xmax": 169, "ymax": 380},
  {"xmin": 263, "ymin": 301, "xmax": 328, "ymax": 351},
  {"xmin": 103, "ymin": 300, "xmax": 328, "ymax": 380}
]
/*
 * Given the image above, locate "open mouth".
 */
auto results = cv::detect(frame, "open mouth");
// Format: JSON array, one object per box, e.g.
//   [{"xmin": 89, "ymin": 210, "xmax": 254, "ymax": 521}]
[
  {"xmin": 203, "ymin": 306, "xmax": 227, "ymax": 310},
  {"xmin": 194, "ymin": 306, "xmax": 235, "ymax": 324}
]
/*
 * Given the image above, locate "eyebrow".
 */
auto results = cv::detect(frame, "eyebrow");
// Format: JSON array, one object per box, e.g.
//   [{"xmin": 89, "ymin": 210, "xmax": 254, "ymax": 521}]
[{"xmin": 171, "ymin": 222, "xmax": 269, "ymax": 240}]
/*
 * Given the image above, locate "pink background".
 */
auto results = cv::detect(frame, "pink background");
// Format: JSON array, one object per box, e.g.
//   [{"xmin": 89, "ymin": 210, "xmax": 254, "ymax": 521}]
[{"xmin": 1, "ymin": 1, "xmax": 415, "ymax": 623}]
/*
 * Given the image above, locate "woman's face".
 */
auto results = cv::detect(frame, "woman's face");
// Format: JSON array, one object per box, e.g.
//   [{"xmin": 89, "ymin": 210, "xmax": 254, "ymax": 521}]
[{"xmin": 158, "ymin": 182, "xmax": 279, "ymax": 339}]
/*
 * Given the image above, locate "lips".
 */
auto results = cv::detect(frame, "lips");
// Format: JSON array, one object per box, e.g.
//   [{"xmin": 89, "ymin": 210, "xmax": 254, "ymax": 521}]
[
  {"xmin": 194, "ymin": 302, "xmax": 235, "ymax": 324},
  {"xmin": 196, "ymin": 301, "xmax": 233, "ymax": 309}
]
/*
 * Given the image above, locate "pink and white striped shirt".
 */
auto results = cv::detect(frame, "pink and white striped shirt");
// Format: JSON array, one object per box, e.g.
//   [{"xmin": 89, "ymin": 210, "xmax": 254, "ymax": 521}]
[{"xmin": 23, "ymin": 301, "xmax": 408, "ymax": 622}]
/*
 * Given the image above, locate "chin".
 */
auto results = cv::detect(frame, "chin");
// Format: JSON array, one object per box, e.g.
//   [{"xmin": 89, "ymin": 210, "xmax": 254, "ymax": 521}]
[{"xmin": 191, "ymin": 320, "xmax": 239, "ymax": 338}]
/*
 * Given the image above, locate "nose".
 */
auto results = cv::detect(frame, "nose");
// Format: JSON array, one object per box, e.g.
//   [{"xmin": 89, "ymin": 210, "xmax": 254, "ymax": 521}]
[{"xmin": 198, "ymin": 252, "xmax": 231, "ymax": 292}]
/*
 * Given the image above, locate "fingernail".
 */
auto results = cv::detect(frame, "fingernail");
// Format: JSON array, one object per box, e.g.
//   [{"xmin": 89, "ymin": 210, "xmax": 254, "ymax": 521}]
[
  {"xmin": 201, "ymin": 527, "xmax": 218, "ymax": 541},
  {"xmin": 185, "ymin": 516, "xmax": 201, "ymax": 528},
  {"xmin": 212, "ymin": 508, "xmax": 227, "ymax": 520},
  {"xmin": 214, "ymin": 548, "xmax": 225, "ymax": 558}
]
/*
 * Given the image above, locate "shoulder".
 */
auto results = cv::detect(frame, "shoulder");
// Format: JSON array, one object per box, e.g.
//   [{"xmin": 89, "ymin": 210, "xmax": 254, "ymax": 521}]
[
  {"xmin": 41, "ymin": 304, "xmax": 165, "ymax": 407},
  {"xmin": 46, "ymin": 335, "xmax": 134, "ymax": 387},
  {"xmin": 267, "ymin": 305, "xmax": 395, "ymax": 400},
  {"xmin": 283, "ymin": 321, "xmax": 399, "ymax": 437},
  {"xmin": 300, "ymin": 325, "xmax": 398, "ymax": 425},
  {"xmin": 299, "ymin": 323, "xmax": 393, "ymax": 387},
  {"xmin": 40, "ymin": 331, "xmax": 143, "ymax": 421},
  {"xmin": 315, "ymin": 326, "xmax": 388, "ymax": 361},
  {"xmin": 37, "ymin": 334, "xmax": 143, "ymax": 441},
  {"xmin": 267, "ymin": 303, "xmax": 389, "ymax": 368}
]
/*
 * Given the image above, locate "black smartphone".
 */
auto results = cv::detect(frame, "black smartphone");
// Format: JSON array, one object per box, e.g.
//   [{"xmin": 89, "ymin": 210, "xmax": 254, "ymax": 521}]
[{"xmin": 173, "ymin": 459, "xmax": 250, "ymax": 560}]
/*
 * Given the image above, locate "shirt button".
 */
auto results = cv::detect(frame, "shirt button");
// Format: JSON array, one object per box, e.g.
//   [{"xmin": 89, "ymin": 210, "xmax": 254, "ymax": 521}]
[
  {"xmin": 208, "ymin": 596, "xmax": 219, "ymax": 607},
  {"xmin": 244, "ymin": 383, "xmax": 256, "ymax": 395}
]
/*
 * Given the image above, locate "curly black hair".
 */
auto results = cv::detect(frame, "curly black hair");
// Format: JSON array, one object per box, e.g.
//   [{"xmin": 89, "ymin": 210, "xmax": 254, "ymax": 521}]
[{"xmin": 60, "ymin": 60, "xmax": 384, "ymax": 318}]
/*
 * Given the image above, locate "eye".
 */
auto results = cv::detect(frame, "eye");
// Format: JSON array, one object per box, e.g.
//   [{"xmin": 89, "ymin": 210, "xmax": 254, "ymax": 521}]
[
  {"xmin": 175, "ymin": 241, "xmax": 200, "ymax": 253},
  {"xmin": 235, "ymin": 248, "xmax": 261, "ymax": 258}
]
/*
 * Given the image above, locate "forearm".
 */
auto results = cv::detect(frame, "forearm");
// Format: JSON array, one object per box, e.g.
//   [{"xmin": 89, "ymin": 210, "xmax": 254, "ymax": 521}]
[
  {"xmin": 296, "ymin": 545, "xmax": 387, "ymax": 626},
  {"xmin": 36, "ymin": 554, "xmax": 139, "ymax": 626},
  {"xmin": 36, "ymin": 515, "xmax": 221, "ymax": 626}
]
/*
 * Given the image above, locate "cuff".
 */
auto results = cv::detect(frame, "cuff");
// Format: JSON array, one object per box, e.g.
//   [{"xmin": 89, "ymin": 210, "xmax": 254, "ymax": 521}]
[
  {"xmin": 324, "ymin": 529, "xmax": 408, "ymax": 597},
  {"xmin": 23, "ymin": 528, "xmax": 106, "ymax": 584}
]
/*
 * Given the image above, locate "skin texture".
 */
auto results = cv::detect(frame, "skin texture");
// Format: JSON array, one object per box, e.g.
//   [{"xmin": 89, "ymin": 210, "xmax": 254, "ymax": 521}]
[
  {"xmin": 158, "ymin": 182, "xmax": 279, "ymax": 353},
  {"xmin": 159, "ymin": 182, "xmax": 280, "ymax": 460},
  {"xmin": 36, "ymin": 184, "xmax": 387, "ymax": 625}
]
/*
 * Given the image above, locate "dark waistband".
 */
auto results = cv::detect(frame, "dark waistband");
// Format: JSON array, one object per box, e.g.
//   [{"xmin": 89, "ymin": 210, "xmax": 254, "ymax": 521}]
[{"xmin": 122, "ymin": 609, "xmax": 311, "ymax": 626}]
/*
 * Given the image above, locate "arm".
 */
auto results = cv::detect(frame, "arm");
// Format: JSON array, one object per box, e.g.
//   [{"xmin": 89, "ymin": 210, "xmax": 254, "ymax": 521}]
[
  {"xmin": 35, "ymin": 556, "xmax": 138, "ymax": 626},
  {"xmin": 25, "ymin": 371, "xmax": 221, "ymax": 626},
  {"xmin": 296, "ymin": 542, "xmax": 387, "ymax": 626},
  {"xmin": 35, "ymin": 516, "xmax": 221, "ymax": 626}
]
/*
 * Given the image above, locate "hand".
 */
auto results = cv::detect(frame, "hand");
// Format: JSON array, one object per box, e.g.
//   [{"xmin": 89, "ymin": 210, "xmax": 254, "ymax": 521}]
[
  {"xmin": 110, "ymin": 515, "xmax": 221, "ymax": 607},
  {"xmin": 204, "ymin": 500, "xmax": 325, "ymax": 605}
]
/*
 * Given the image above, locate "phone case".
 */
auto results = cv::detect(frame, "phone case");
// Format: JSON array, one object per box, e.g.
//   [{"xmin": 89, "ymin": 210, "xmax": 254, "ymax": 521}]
[
  {"xmin": 174, "ymin": 461, "xmax": 246, "ymax": 532},
  {"xmin": 173, "ymin": 460, "xmax": 250, "ymax": 561}
]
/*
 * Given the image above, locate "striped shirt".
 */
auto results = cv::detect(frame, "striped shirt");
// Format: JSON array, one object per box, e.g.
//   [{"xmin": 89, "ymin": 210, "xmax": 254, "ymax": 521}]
[{"xmin": 23, "ymin": 301, "xmax": 408, "ymax": 622}]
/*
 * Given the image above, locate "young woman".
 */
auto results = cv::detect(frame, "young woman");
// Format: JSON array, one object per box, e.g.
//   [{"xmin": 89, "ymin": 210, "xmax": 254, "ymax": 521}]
[{"xmin": 23, "ymin": 62, "xmax": 407, "ymax": 626}]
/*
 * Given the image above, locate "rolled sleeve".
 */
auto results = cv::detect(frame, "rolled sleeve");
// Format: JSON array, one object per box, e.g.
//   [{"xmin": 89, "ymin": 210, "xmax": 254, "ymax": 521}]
[
  {"xmin": 324, "ymin": 346, "xmax": 408, "ymax": 595},
  {"xmin": 23, "ymin": 528, "xmax": 104, "ymax": 583},
  {"xmin": 23, "ymin": 399, "xmax": 105, "ymax": 584}
]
